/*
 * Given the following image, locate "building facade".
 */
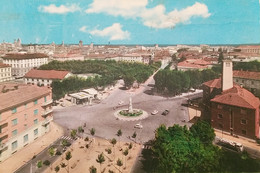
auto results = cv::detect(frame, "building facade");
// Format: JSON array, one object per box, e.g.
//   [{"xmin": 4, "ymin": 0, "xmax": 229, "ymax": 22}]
[
  {"xmin": 24, "ymin": 69, "xmax": 71, "ymax": 86},
  {"xmin": 0, "ymin": 84, "xmax": 53, "ymax": 162},
  {"xmin": 0, "ymin": 63, "xmax": 13, "ymax": 82},
  {"xmin": 233, "ymin": 70, "xmax": 260, "ymax": 97},
  {"xmin": 2, "ymin": 53, "xmax": 49, "ymax": 78}
]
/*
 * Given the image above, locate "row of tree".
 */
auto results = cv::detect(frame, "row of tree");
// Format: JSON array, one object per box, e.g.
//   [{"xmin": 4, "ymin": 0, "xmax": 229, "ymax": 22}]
[
  {"xmin": 153, "ymin": 69, "xmax": 218, "ymax": 95},
  {"xmin": 39, "ymin": 60, "xmax": 161, "ymax": 100}
]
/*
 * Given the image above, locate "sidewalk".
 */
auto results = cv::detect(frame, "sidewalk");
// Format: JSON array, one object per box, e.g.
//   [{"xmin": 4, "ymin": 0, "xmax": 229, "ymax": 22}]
[
  {"xmin": 215, "ymin": 130, "xmax": 260, "ymax": 151},
  {"xmin": 0, "ymin": 122, "xmax": 64, "ymax": 173}
]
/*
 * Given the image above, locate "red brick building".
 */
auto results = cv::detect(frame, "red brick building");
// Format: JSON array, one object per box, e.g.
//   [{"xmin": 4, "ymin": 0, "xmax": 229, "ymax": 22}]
[{"xmin": 203, "ymin": 59, "xmax": 260, "ymax": 139}]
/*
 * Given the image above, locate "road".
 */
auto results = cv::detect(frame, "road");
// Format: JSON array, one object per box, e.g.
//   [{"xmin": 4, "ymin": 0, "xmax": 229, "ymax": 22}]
[{"xmin": 53, "ymin": 76, "xmax": 197, "ymax": 144}]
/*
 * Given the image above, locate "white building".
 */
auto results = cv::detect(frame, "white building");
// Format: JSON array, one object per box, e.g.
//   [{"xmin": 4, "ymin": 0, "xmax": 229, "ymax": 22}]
[
  {"xmin": 24, "ymin": 69, "xmax": 71, "ymax": 86},
  {"xmin": 2, "ymin": 53, "xmax": 49, "ymax": 78},
  {"xmin": 0, "ymin": 63, "xmax": 13, "ymax": 82}
]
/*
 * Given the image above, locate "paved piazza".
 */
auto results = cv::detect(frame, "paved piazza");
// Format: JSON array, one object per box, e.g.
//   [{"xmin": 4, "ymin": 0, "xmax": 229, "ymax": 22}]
[{"xmin": 53, "ymin": 80, "xmax": 201, "ymax": 144}]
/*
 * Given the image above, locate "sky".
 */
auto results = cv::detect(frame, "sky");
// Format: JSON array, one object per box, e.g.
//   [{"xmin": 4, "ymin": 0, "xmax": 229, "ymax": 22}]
[{"xmin": 0, "ymin": 0, "xmax": 259, "ymax": 45}]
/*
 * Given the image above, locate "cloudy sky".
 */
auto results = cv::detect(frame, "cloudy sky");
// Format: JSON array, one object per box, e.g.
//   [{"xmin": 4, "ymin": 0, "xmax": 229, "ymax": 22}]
[{"xmin": 0, "ymin": 0, "xmax": 259, "ymax": 45}]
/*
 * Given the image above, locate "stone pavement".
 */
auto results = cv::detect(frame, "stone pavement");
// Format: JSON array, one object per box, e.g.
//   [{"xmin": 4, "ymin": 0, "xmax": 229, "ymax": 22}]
[
  {"xmin": 0, "ymin": 122, "xmax": 64, "ymax": 173},
  {"xmin": 215, "ymin": 130, "xmax": 260, "ymax": 152}
]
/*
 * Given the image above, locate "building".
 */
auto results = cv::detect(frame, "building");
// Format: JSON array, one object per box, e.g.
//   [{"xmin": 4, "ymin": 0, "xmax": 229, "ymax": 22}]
[
  {"xmin": 236, "ymin": 45, "xmax": 260, "ymax": 54},
  {"xmin": 203, "ymin": 59, "xmax": 260, "ymax": 140},
  {"xmin": 233, "ymin": 70, "xmax": 260, "ymax": 97},
  {"xmin": 177, "ymin": 59, "xmax": 210, "ymax": 71},
  {"xmin": 1, "ymin": 53, "xmax": 49, "ymax": 78},
  {"xmin": 24, "ymin": 69, "xmax": 71, "ymax": 86},
  {"xmin": 0, "ymin": 63, "xmax": 13, "ymax": 82},
  {"xmin": 0, "ymin": 83, "xmax": 53, "ymax": 162}
]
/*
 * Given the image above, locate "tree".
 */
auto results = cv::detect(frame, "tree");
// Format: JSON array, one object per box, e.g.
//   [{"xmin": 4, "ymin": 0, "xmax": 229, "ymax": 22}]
[
  {"xmin": 48, "ymin": 147, "xmax": 55, "ymax": 156},
  {"xmin": 116, "ymin": 158, "xmax": 123, "ymax": 172},
  {"xmin": 190, "ymin": 120, "xmax": 215, "ymax": 145},
  {"xmin": 110, "ymin": 138, "xmax": 117, "ymax": 159},
  {"xmin": 116, "ymin": 129, "xmax": 122, "ymax": 146},
  {"xmin": 70, "ymin": 129, "xmax": 77, "ymax": 139},
  {"xmin": 151, "ymin": 124, "xmax": 221, "ymax": 173},
  {"xmin": 123, "ymin": 74, "xmax": 135, "ymax": 89},
  {"xmin": 90, "ymin": 128, "xmax": 95, "ymax": 136},
  {"xmin": 96, "ymin": 152, "xmax": 105, "ymax": 172},
  {"xmin": 55, "ymin": 165, "xmax": 60, "ymax": 172},
  {"xmin": 132, "ymin": 131, "xmax": 137, "ymax": 143},
  {"xmin": 65, "ymin": 151, "xmax": 72, "ymax": 173},
  {"xmin": 218, "ymin": 51, "xmax": 224, "ymax": 63},
  {"xmin": 123, "ymin": 148, "xmax": 129, "ymax": 168},
  {"xmin": 89, "ymin": 166, "xmax": 97, "ymax": 173}
]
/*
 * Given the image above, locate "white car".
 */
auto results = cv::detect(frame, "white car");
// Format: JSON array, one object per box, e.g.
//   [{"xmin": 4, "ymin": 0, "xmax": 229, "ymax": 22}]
[
  {"xmin": 134, "ymin": 124, "xmax": 143, "ymax": 129},
  {"xmin": 151, "ymin": 110, "xmax": 158, "ymax": 115},
  {"xmin": 118, "ymin": 101, "xmax": 124, "ymax": 105}
]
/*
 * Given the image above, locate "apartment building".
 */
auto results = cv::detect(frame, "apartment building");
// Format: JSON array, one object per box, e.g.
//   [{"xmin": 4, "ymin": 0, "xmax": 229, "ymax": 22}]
[
  {"xmin": 0, "ymin": 63, "xmax": 13, "ymax": 82},
  {"xmin": 233, "ymin": 70, "xmax": 260, "ymax": 97},
  {"xmin": 1, "ymin": 53, "xmax": 49, "ymax": 78},
  {"xmin": 24, "ymin": 69, "xmax": 71, "ymax": 86},
  {"xmin": 0, "ymin": 83, "xmax": 53, "ymax": 162}
]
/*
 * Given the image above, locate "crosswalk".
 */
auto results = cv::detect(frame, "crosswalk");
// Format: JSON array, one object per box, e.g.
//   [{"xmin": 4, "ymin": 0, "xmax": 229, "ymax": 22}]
[{"xmin": 60, "ymin": 135, "xmax": 77, "ymax": 141}]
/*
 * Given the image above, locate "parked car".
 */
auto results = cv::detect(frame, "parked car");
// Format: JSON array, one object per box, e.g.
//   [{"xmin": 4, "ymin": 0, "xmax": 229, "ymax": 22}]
[
  {"xmin": 134, "ymin": 124, "xmax": 143, "ymax": 129},
  {"xmin": 118, "ymin": 101, "xmax": 124, "ymax": 105},
  {"xmin": 162, "ymin": 109, "xmax": 169, "ymax": 116},
  {"xmin": 151, "ymin": 110, "xmax": 158, "ymax": 115}
]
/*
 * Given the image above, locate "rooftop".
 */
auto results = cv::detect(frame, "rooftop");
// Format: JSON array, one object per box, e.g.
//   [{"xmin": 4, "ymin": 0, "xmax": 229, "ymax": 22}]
[
  {"xmin": 2, "ymin": 53, "xmax": 48, "ymax": 60},
  {"xmin": 0, "ymin": 63, "xmax": 11, "ymax": 68},
  {"xmin": 24, "ymin": 69, "xmax": 70, "ymax": 80},
  {"xmin": 0, "ymin": 83, "xmax": 51, "ymax": 112},
  {"xmin": 233, "ymin": 70, "xmax": 260, "ymax": 80},
  {"xmin": 203, "ymin": 78, "xmax": 222, "ymax": 89},
  {"xmin": 211, "ymin": 84, "xmax": 260, "ymax": 109}
]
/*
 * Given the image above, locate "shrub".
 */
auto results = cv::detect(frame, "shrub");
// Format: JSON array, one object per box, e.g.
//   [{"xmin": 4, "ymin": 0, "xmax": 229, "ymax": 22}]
[
  {"xmin": 48, "ymin": 147, "xmax": 55, "ymax": 156},
  {"xmin": 85, "ymin": 137, "xmax": 89, "ymax": 141},
  {"xmin": 105, "ymin": 148, "xmax": 112, "ymax": 154},
  {"xmin": 56, "ymin": 150, "xmax": 62, "ymax": 155},
  {"xmin": 60, "ymin": 162, "xmax": 67, "ymax": 168},
  {"xmin": 55, "ymin": 165, "xmax": 60, "ymax": 172},
  {"xmin": 37, "ymin": 160, "xmax": 43, "ymax": 168},
  {"xmin": 43, "ymin": 160, "xmax": 50, "ymax": 166}
]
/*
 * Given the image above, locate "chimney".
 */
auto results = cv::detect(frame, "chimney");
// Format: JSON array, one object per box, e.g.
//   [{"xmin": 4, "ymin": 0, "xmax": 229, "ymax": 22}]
[{"xmin": 222, "ymin": 59, "xmax": 233, "ymax": 91}]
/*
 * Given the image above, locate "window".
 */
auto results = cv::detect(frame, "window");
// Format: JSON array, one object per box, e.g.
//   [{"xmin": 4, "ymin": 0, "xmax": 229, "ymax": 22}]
[
  {"xmin": 217, "ymin": 114, "xmax": 223, "ymax": 119},
  {"xmin": 44, "ymin": 96, "xmax": 47, "ymax": 102},
  {"xmin": 34, "ymin": 129, "xmax": 38, "ymax": 136},
  {"xmin": 12, "ymin": 129, "xmax": 18, "ymax": 137},
  {"xmin": 242, "ymin": 130, "xmax": 247, "ymax": 135},
  {"xmin": 24, "ymin": 124, "xmax": 27, "ymax": 130},
  {"xmin": 218, "ymin": 123, "xmax": 223, "ymax": 128},
  {"xmin": 12, "ymin": 107, "xmax": 17, "ymax": 114},
  {"xmin": 241, "ymin": 119, "xmax": 247, "ymax": 125},
  {"xmin": 12, "ymin": 141, "xmax": 18, "ymax": 151},
  {"xmin": 34, "ymin": 109, "xmax": 38, "ymax": 115},
  {"xmin": 251, "ymin": 81, "xmax": 254, "ymax": 85},
  {"xmin": 23, "ymin": 134, "xmax": 28, "ymax": 143},
  {"xmin": 12, "ymin": 118, "xmax": 18, "ymax": 126},
  {"xmin": 24, "ymin": 114, "xmax": 27, "ymax": 120},
  {"xmin": 236, "ymin": 79, "xmax": 238, "ymax": 82},
  {"xmin": 226, "ymin": 62, "xmax": 230, "ymax": 67},
  {"xmin": 34, "ymin": 100, "xmax": 38, "ymax": 105},
  {"xmin": 24, "ymin": 103, "xmax": 27, "ymax": 108},
  {"xmin": 34, "ymin": 119, "xmax": 38, "ymax": 125},
  {"xmin": 217, "ymin": 105, "xmax": 223, "ymax": 109},
  {"xmin": 241, "ymin": 109, "xmax": 246, "ymax": 115}
]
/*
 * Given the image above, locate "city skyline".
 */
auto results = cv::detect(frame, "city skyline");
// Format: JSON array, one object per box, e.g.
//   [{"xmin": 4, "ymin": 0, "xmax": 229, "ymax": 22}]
[{"xmin": 0, "ymin": 0, "xmax": 260, "ymax": 45}]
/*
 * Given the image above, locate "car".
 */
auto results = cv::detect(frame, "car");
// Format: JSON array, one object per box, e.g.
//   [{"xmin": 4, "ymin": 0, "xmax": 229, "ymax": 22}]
[
  {"xmin": 162, "ymin": 109, "xmax": 169, "ymax": 116},
  {"xmin": 151, "ymin": 110, "xmax": 158, "ymax": 115},
  {"xmin": 118, "ymin": 101, "xmax": 124, "ymax": 105},
  {"xmin": 134, "ymin": 124, "xmax": 143, "ymax": 129}
]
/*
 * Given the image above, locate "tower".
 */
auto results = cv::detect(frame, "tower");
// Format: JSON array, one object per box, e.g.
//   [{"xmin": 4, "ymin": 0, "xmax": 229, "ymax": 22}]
[{"xmin": 222, "ymin": 59, "xmax": 233, "ymax": 91}]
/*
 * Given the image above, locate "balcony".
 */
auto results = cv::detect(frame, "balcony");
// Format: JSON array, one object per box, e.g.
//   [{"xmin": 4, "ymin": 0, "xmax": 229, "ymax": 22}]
[
  {"xmin": 0, "ymin": 127, "xmax": 8, "ymax": 138},
  {"xmin": 42, "ymin": 99, "xmax": 53, "ymax": 107},
  {"xmin": 41, "ymin": 109, "xmax": 53, "ymax": 117},
  {"xmin": 0, "ymin": 142, "xmax": 8, "ymax": 150},
  {"xmin": 42, "ymin": 117, "xmax": 53, "ymax": 126}
]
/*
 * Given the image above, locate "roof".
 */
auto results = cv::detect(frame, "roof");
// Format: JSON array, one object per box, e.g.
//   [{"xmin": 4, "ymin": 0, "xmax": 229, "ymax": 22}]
[
  {"xmin": 178, "ymin": 61, "xmax": 208, "ymax": 69},
  {"xmin": 0, "ymin": 63, "xmax": 11, "ymax": 68},
  {"xmin": 24, "ymin": 69, "xmax": 70, "ymax": 80},
  {"xmin": 0, "ymin": 83, "xmax": 51, "ymax": 112},
  {"xmin": 236, "ymin": 45, "xmax": 260, "ymax": 49},
  {"xmin": 233, "ymin": 70, "xmax": 260, "ymax": 80},
  {"xmin": 203, "ymin": 78, "xmax": 222, "ymax": 89},
  {"xmin": 2, "ymin": 53, "xmax": 48, "ymax": 60},
  {"xmin": 211, "ymin": 84, "xmax": 260, "ymax": 109}
]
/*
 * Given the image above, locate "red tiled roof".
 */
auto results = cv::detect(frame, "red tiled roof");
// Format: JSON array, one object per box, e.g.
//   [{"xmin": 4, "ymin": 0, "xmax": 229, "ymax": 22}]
[
  {"xmin": 203, "ymin": 78, "xmax": 222, "ymax": 89},
  {"xmin": 0, "ymin": 63, "xmax": 11, "ymax": 68},
  {"xmin": 233, "ymin": 70, "xmax": 260, "ymax": 80},
  {"xmin": 211, "ymin": 84, "xmax": 260, "ymax": 109},
  {"xmin": 2, "ymin": 53, "xmax": 48, "ymax": 59},
  {"xmin": 0, "ymin": 83, "xmax": 51, "ymax": 111},
  {"xmin": 178, "ymin": 61, "xmax": 208, "ymax": 69},
  {"xmin": 24, "ymin": 69, "xmax": 70, "ymax": 80}
]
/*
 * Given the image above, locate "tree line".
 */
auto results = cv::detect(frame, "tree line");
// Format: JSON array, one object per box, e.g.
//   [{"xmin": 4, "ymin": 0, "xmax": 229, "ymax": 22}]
[
  {"xmin": 39, "ymin": 60, "xmax": 161, "ymax": 100},
  {"xmin": 154, "ymin": 69, "xmax": 219, "ymax": 95}
]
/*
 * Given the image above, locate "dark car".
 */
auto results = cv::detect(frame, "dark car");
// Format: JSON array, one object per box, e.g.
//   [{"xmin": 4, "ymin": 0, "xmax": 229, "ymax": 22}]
[{"xmin": 162, "ymin": 109, "xmax": 169, "ymax": 116}]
